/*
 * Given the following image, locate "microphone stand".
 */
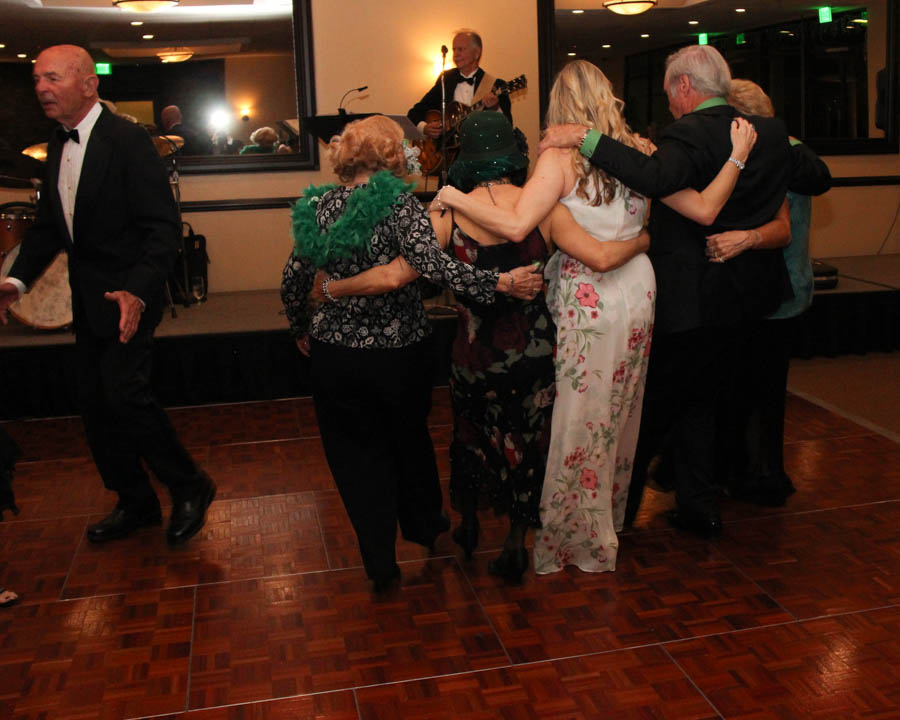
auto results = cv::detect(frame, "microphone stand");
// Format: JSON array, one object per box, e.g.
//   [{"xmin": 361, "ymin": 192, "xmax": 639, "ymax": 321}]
[
  {"xmin": 439, "ymin": 45, "xmax": 448, "ymax": 187},
  {"xmin": 164, "ymin": 137, "xmax": 190, "ymax": 313}
]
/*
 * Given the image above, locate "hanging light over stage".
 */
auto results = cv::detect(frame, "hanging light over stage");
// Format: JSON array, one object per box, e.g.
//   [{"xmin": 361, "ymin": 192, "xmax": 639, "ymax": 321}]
[
  {"xmin": 113, "ymin": 0, "xmax": 179, "ymax": 13},
  {"xmin": 603, "ymin": 1, "xmax": 657, "ymax": 16}
]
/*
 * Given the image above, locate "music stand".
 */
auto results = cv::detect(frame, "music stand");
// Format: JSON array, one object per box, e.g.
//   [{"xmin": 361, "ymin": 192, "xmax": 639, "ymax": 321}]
[{"xmin": 302, "ymin": 114, "xmax": 376, "ymax": 144}]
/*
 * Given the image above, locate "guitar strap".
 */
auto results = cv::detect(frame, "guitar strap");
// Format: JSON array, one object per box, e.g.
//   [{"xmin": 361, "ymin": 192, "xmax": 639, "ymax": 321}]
[{"xmin": 473, "ymin": 71, "xmax": 497, "ymax": 106}]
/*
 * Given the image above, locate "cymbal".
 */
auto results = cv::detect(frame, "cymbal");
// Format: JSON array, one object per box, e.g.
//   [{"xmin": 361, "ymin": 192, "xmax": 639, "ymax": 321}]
[
  {"xmin": 21, "ymin": 143, "xmax": 48, "ymax": 162},
  {"xmin": 0, "ymin": 174, "xmax": 34, "ymax": 189},
  {"xmin": 153, "ymin": 135, "xmax": 184, "ymax": 156}
]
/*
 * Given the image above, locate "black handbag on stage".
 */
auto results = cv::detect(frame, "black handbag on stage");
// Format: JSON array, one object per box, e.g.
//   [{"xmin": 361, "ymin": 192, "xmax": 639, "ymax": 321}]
[{"xmin": 171, "ymin": 222, "xmax": 210, "ymax": 304}]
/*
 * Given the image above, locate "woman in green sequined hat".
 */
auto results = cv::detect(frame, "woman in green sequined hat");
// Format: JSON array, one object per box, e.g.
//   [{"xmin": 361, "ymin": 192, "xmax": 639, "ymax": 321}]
[
  {"xmin": 446, "ymin": 110, "xmax": 529, "ymax": 192},
  {"xmin": 318, "ymin": 111, "xmax": 653, "ymax": 584},
  {"xmin": 281, "ymin": 114, "xmax": 543, "ymax": 593}
]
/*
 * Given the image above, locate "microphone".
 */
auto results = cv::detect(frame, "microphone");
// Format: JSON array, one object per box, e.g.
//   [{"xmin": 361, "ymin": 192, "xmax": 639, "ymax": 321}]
[
  {"xmin": 338, "ymin": 85, "xmax": 368, "ymax": 115},
  {"xmin": 441, "ymin": 45, "xmax": 448, "ymax": 56}
]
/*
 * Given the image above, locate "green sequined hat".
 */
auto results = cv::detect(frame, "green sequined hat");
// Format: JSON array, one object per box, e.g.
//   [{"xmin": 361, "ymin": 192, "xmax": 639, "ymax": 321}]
[{"xmin": 447, "ymin": 111, "xmax": 528, "ymax": 191}]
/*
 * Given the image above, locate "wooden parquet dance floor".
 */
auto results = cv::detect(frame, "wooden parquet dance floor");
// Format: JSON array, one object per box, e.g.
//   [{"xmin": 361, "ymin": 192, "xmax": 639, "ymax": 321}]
[{"xmin": 2, "ymin": 389, "xmax": 900, "ymax": 719}]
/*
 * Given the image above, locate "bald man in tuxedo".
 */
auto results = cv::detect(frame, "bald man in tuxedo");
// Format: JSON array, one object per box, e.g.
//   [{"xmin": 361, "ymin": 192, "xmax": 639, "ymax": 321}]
[{"xmin": 0, "ymin": 44, "xmax": 215, "ymax": 545}]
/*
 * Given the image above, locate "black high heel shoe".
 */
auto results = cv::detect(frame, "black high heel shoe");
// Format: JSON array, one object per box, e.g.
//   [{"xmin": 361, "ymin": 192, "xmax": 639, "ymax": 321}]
[
  {"xmin": 452, "ymin": 516, "xmax": 479, "ymax": 559},
  {"xmin": 487, "ymin": 547, "xmax": 529, "ymax": 584}
]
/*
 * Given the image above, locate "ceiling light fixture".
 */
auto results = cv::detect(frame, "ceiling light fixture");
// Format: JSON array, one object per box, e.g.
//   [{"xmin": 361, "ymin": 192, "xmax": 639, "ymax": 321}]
[
  {"xmin": 603, "ymin": 0, "xmax": 657, "ymax": 16},
  {"xmin": 113, "ymin": 0, "xmax": 179, "ymax": 13},
  {"xmin": 157, "ymin": 47, "xmax": 193, "ymax": 63}
]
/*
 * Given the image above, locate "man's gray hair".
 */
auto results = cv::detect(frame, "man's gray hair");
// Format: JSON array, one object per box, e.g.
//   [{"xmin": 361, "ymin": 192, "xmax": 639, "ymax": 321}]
[
  {"xmin": 454, "ymin": 29, "xmax": 483, "ymax": 52},
  {"xmin": 664, "ymin": 45, "xmax": 731, "ymax": 98}
]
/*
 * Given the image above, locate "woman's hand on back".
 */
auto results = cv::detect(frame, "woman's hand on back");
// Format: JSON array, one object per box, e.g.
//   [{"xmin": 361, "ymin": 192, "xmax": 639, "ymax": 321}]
[{"xmin": 730, "ymin": 117, "xmax": 757, "ymax": 164}]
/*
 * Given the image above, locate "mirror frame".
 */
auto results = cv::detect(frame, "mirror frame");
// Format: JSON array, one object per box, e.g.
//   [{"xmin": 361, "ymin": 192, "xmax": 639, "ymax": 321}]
[
  {"xmin": 177, "ymin": 0, "xmax": 318, "ymax": 174},
  {"xmin": 539, "ymin": 0, "xmax": 899, "ymax": 157}
]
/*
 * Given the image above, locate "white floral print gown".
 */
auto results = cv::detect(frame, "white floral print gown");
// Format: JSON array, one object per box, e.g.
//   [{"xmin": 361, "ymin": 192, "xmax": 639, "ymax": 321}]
[{"xmin": 534, "ymin": 178, "xmax": 656, "ymax": 574}]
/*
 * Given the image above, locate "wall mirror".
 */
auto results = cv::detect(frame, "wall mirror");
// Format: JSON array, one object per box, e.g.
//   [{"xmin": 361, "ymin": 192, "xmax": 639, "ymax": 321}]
[
  {"xmin": 0, "ymin": 0, "xmax": 316, "ymax": 175},
  {"xmin": 546, "ymin": 0, "xmax": 898, "ymax": 155}
]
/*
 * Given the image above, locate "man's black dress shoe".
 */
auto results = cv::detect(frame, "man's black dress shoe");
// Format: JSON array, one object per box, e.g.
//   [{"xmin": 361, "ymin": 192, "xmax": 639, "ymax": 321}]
[
  {"xmin": 87, "ymin": 505, "xmax": 162, "ymax": 543},
  {"xmin": 372, "ymin": 566, "xmax": 401, "ymax": 593},
  {"xmin": 167, "ymin": 476, "xmax": 217, "ymax": 545},
  {"xmin": 666, "ymin": 508, "xmax": 722, "ymax": 539}
]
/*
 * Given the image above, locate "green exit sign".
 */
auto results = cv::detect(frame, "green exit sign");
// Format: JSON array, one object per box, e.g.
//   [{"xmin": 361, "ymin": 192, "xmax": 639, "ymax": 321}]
[
  {"xmin": 736, "ymin": 32, "xmax": 746, "ymax": 45},
  {"xmin": 819, "ymin": 7, "xmax": 833, "ymax": 23},
  {"xmin": 698, "ymin": 33, "xmax": 708, "ymax": 45},
  {"xmin": 95, "ymin": 62, "xmax": 111, "ymax": 75}
]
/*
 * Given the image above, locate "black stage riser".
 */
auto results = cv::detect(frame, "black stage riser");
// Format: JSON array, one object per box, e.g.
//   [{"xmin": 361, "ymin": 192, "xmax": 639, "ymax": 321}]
[{"xmin": 1, "ymin": 292, "xmax": 897, "ymax": 421}]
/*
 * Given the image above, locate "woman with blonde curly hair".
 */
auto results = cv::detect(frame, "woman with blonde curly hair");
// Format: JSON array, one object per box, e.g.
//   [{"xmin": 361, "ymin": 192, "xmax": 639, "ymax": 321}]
[
  {"xmin": 434, "ymin": 60, "xmax": 757, "ymax": 574},
  {"xmin": 281, "ymin": 115, "xmax": 542, "ymax": 592}
]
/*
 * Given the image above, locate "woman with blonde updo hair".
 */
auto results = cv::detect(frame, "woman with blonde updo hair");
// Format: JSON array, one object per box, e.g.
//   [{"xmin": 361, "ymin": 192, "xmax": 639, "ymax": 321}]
[
  {"xmin": 281, "ymin": 115, "xmax": 543, "ymax": 593},
  {"xmin": 434, "ymin": 60, "xmax": 758, "ymax": 575}
]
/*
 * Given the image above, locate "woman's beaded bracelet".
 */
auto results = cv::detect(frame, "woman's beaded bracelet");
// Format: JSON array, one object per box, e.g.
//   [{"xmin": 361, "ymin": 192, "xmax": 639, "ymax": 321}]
[
  {"xmin": 322, "ymin": 277, "xmax": 335, "ymax": 303},
  {"xmin": 727, "ymin": 156, "xmax": 746, "ymax": 171}
]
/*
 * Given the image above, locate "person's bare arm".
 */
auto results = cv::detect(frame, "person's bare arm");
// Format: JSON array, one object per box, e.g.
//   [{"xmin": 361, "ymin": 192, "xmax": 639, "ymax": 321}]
[
  {"xmin": 547, "ymin": 204, "xmax": 649, "ymax": 272},
  {"xmin": 660, "ymin": 117, "xmax": 756, "ymax": 226},
  {"xmin": 432, "ymin": 148, "xmax": 569, "ymax": 241},
  {"xmin": 313, "ymin": 207, "xmax": 541, "ymax": 303},
  {"xmin": 315, "ymin": 257, "xmax": 419, "ymax": 303},
  {"xmin": 705, "ymin": 197, "xmax": 791, "ymax": 262}
]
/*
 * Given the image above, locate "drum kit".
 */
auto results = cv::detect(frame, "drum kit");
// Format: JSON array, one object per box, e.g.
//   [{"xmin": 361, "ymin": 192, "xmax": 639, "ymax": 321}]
[{"xmin": 0, "ymin": 134, "xmax": 184, "ymax": 331}]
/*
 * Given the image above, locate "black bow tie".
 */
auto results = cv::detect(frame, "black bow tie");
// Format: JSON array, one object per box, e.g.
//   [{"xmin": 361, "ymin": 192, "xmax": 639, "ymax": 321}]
[
  {"xmin": 459, "ymin": 75, "xmax": 476, "ymax": 85},
  {"xmin": 57, "ymin": 127, "xmax": 79, "ymax": 144}
]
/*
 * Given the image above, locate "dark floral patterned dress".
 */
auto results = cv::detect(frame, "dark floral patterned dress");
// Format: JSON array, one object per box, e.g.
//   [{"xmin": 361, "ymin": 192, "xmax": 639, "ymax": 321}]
[{"xmin": 447, "ymin": 219, "xmax": 556, "ymax": 529}]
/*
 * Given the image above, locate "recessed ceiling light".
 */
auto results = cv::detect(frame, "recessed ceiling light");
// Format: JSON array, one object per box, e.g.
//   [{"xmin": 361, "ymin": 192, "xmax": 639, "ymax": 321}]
[
  {"xmin": 0, "ymin": 43, "xmax": 5, "ymax": 48},
  {"xmin": 640, "ymin": 33, "xmax": 650, "ymax": 38},
  {"xmin": 142, "ymin": 34, "xmax": 154, "ymax": 39},
  {"xmin": 567, "ymin": 52, "xmax": 577, "ymax": 56},
  {"xmin": 572, "ymin": 9, "xmax": 584, "ymax": 13},
  {"xmin": 735, "ymin": 7, "xmax": 746, "ymax": 12},
  {"xmin": 131, "ymin": 21, "xmax": 144, "ymax": 26},
  {"xmin": 17, "ymin": 53, "xmax": 26, "ymax": 58},
  {"xmin": 688, "ymin": 20, "xmax": 698, "ymax": 25},
  {"xmin": 602, "ymin": 44, "xmax": 611, "ymax": 48}
]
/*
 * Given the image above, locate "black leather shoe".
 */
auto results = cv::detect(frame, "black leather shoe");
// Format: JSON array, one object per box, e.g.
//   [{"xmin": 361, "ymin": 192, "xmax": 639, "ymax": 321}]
[
  {"xmin": 167, "ymin": 476, "xmax": 216, "ymax": 545},
  {"xmin": 488, "ymin": 547, "xmax": 529, "ymax": 584},
  {"xmin": 666, "ymin": 508, "xmax": 722, "ymax": 539},
  {"xmin": 87, "ymin": 505, "xmax": 162, "ymax": 543},
  {"xmin": 372, "ymin": 566, "xmax": 401, "ymax": 594}
]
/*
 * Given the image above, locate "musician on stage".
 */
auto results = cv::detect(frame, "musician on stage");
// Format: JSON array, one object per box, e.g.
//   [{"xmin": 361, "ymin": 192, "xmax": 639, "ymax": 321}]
[{"xmin": 408, "ymin": 30, "xmax": 512, "ymax": 140}]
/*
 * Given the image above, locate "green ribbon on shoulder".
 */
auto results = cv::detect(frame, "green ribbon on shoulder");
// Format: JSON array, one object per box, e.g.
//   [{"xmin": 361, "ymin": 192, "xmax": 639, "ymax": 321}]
[{"xmin": 291, "ymin": 170, "xmax": 416, "ymax": 268}]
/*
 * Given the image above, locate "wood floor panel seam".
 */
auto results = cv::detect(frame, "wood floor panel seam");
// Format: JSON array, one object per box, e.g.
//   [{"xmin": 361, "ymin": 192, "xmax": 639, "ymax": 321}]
[{"xmin": 660, "ymin": 643, "xmax": 726, "ymax": 720}]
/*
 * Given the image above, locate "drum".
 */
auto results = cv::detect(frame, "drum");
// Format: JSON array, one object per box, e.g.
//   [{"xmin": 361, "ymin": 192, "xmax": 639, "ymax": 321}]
[
  {"xmin": 0, "ymin": 213, "xmax": 73, "ymax": 330},
  {"xmin": 0, "ymin": 202, "xmax": 35, "ymax": 256}
]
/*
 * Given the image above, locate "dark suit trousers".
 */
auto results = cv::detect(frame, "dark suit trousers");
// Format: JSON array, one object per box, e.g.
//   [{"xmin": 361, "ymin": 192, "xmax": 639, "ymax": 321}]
[
  {"xmin": 627, "ymin": 325, "xmax": 740, "ymax": 521},
  {"xmin": 76, "ymin": 320, "xmax": 201, "ymax": 510},
  {"xmin": 718, "ymin": 316, "xmax": 797, "ymax": 496},
  {"xmin": 310, "ymin": 337, "xmax": 444, "ymax": 582}
]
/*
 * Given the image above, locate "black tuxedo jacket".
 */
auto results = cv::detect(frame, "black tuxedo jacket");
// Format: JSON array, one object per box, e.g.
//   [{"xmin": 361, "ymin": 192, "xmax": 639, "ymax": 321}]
[
  {"xmin": 587, "ymin": 103, "xmax": 824, "ymax": 335},
  {"xmin": 10, "ymin": 107, "xmax": 180, "ymax": 338},
  {"xmin": 407, "ymin": 67, "xmax": 513, "ymax": 126}
]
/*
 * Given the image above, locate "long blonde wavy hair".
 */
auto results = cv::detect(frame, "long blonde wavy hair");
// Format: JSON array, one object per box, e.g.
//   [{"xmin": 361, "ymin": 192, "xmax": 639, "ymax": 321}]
[{"xmin": 546, "ymin": 60, "xmax": 642, "ymax": 206}]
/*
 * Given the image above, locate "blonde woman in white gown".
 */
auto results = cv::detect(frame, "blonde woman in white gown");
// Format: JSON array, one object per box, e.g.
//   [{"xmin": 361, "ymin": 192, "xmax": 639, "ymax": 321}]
[{"xmin": 434, "ymin": 60, "xmax": 755, "ymax": 574}]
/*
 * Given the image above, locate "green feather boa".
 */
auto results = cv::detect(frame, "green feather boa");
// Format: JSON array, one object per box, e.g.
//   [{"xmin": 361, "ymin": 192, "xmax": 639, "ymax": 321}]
[{"xmin": 291, "ymin": 170, "xmax": 416, "ymax": 268}]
